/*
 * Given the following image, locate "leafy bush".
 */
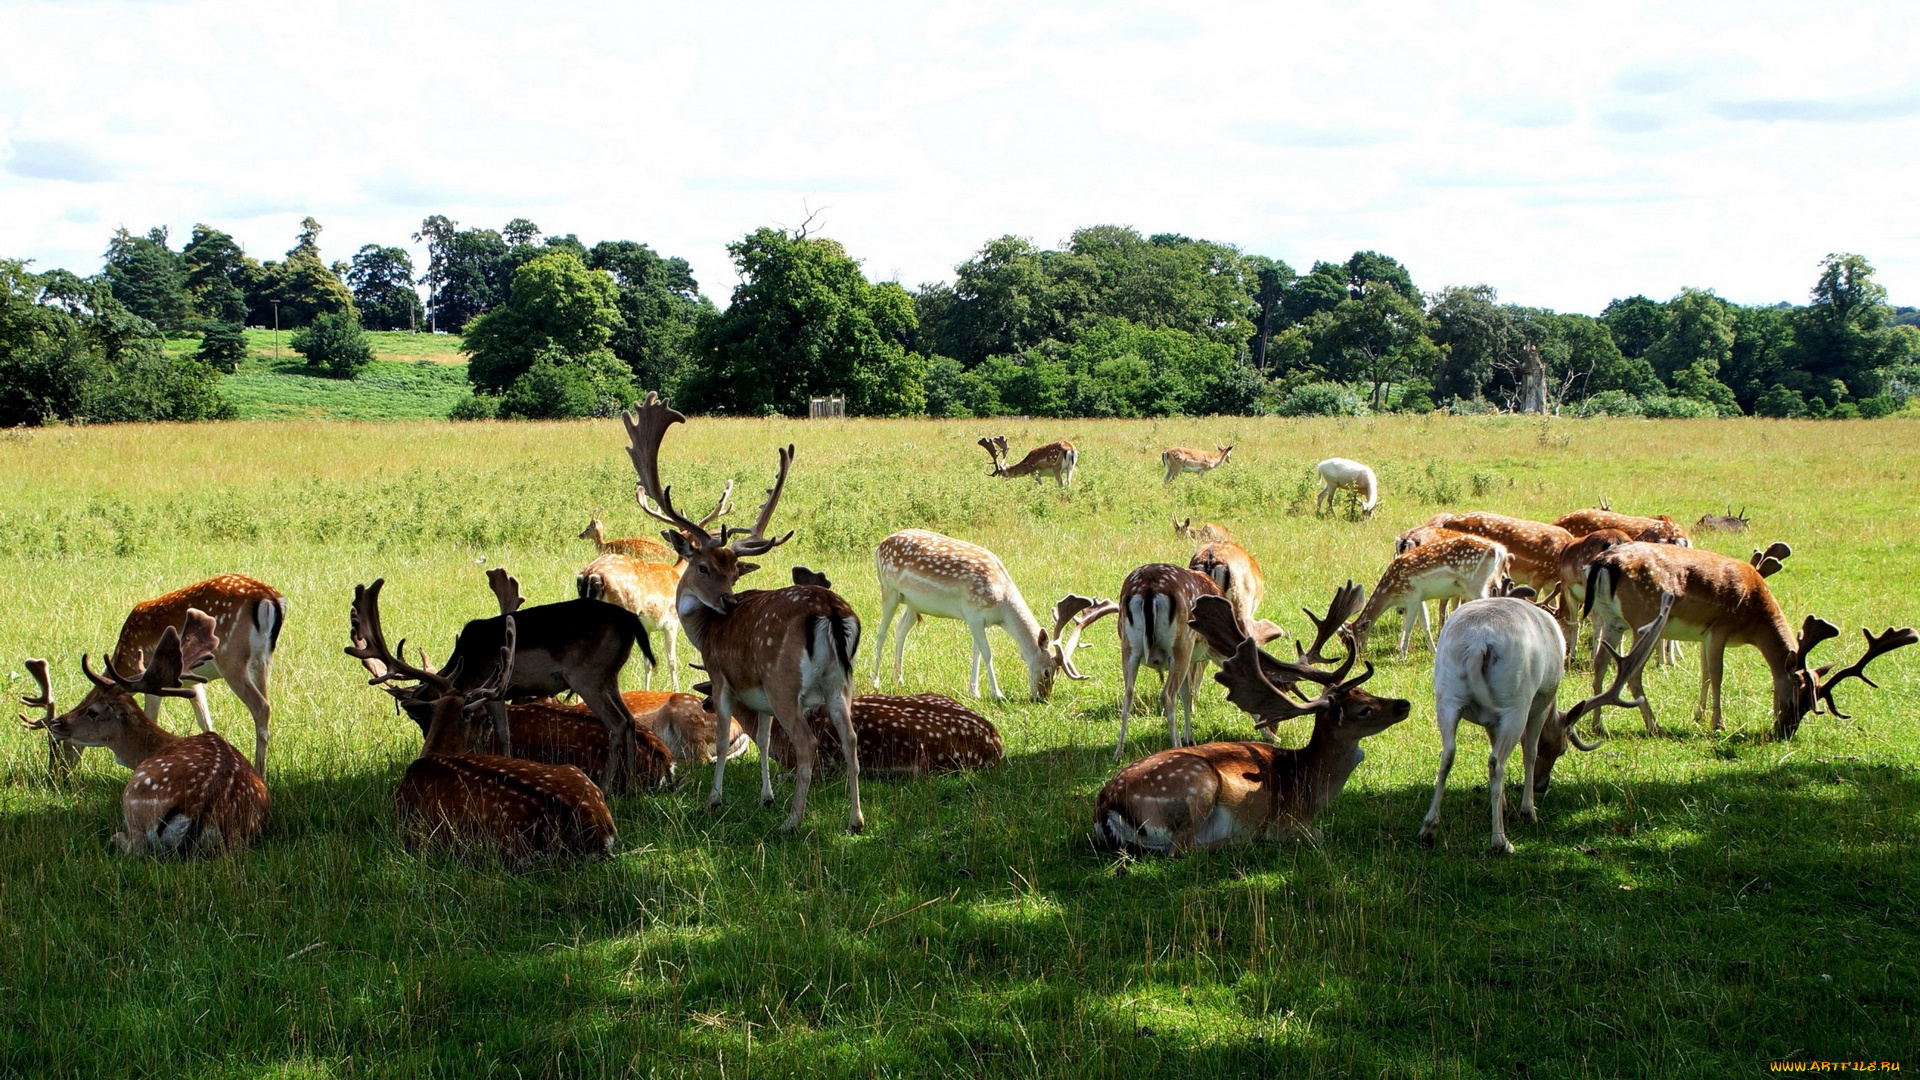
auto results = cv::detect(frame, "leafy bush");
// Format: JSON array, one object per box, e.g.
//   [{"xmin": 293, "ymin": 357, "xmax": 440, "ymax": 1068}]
[
  {"xmin": 291, "ymin": 311, "xmax": 374, "ymax": 378},
  {"xmin": 1196, "ymin": 361, "xmax": 1271, "ymax": 415},
  {"xmin": 1857, "ymin": 394, "xmax": 1898, "ymax": 419},
  {"xmin": 1275, "ymin": 381, "xmax": 1368, "ymax": 417},
  {"xmin": 1444, "ymin": 395, "xmax": 1496, "ymax": 416},
  {"xmin": 448, "ymin": 394, "xmax": 498, "ymax": 420},
  {"xmin": 1755, "ymin": 383, "xmax": 1808, "ymax": 419},
  {"xmin": 195, "ymin": 321, "xmax": 248, "ymax": 373},
  {"xmin": 1639, "ymin": 394, "xmax": 1717, "ymax": 418},
  {"xmin": 923, "ymin": 355, "xmax": 1002, "ymax": 418},
  {"xmin": 497, "ymin": 345, "xmax": 637, "ymax": 420},
  {"xmin": 1569, "ymin": 390, "xmax": 1644, "ymax": 417}
]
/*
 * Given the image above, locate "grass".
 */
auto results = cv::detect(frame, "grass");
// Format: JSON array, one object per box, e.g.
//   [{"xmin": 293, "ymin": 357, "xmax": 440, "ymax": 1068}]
[
  {"xmin": 162, "ymin": 329, "xmax": 473, "ymax": 421},
  {"xmin": 2, "ymin": 414, "xmax": 1918, "ymax": 1077}
]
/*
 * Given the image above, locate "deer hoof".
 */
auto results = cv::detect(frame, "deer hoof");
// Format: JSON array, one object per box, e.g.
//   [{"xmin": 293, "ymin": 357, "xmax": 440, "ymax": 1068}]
[
  {"xmin": 1489, "ymin": 839, "xmax": 1514, "ymax": 856},
  {"xmin": 1519, "ymin": 807, "xmax": 1539, "ymax": 824},
  {"xmin": 848, "ymin": 818, "xmax": 865, "ymax": 836},
  {"xmin": 1416, "ymin": 829, "xmax": 1437, "ymax": 849}
]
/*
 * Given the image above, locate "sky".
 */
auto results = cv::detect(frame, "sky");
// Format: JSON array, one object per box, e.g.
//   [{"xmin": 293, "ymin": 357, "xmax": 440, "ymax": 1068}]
[{"xmin": 2, "ymin": 0, "xmax": 1917, "ymax": 315}]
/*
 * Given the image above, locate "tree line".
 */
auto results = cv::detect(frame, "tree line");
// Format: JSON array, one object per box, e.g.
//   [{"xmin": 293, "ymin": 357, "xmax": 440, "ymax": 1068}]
[{"xmin": 4, "ymin": 213, "xmax": 1916, "ymax": 425}]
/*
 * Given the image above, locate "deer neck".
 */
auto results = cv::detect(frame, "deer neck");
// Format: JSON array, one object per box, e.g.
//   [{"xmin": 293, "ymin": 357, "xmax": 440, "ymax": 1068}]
[
  {"xmin": 1287, "ymin": 715, "xmax": 1365, "ymax": 818},
  {"xmin": 101, "ymin": 706, "xmax": 181, "ymax": 768},
  {"xmin": 420, "ymin": 697, "xmax": 476, "ymax": 758},
  {"xmin": 999, "ymin": 592, "xmax": 1050, "ymax": 684}
]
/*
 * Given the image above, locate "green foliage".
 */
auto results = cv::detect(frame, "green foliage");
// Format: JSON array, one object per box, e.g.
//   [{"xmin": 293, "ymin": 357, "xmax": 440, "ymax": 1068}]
[
  {"xmin": 290, "ymin": 310, "xmax": 374, "ymax": 379},
  {"xmin": 252, "ymin": 217, "xmax": 357, "ymax": 329},
  {"xmin": 1644, "ymin": 288, "xmax": 1735, "ymax": 387},
  {"xmin": 347, "ymin": 245, "xmax": 424, "ymax": 331},
  {"xmin": 101, "ymin": 226, "xmax": 190, "ymax": 330},
  {"xmin": 1569, "ymin": 389, "xmax": 1645, "ymax": 417},
  {"xmin": 1303, "ymin": 284, "xmax": 1433, "ymax": 407},
  {"xmin": 1638, "ymin": 393, "xmax": 1718, "ymax": 418},
  {"xmin": 587, "ymin": 240, "xmax": 711, "ymax": 394},
  {"xmin": 1275, "ymin": 380, "xmax": 1369, "ymax": 416},
  {"xmin": 497, "ymin": 345, "xmax": 638, "ymax": 420},
  {"xmin": 463, "ymin": 251, "xmax": 623, "ymax": 396},
  {"xmin": 448, "ymin": 392, "xmax": 499, "ymax": 420},
  {"xmin": 1756, "ymin": 382, "xmax": 1809, "ymax": 418},
  {"xmin": 922, "ymin": 354, "xmax": 1002, "ymax": 418},
  {"xmin": 1789, "ymin": 253, "xmax": 1916, "ymax": 399},
  {"xmin": 180, "ymin": 223, "xmax": 258, "ymax": 325},
  {"xmin": 195, "ymin": 321, "xmax": 248, "ymax": 373}
]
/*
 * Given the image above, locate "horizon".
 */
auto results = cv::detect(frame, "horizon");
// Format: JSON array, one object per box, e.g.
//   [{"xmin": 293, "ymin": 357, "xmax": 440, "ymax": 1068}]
[{"xmin": 3, "ymin": 1, "xmax": 1917, "ymax": 316}]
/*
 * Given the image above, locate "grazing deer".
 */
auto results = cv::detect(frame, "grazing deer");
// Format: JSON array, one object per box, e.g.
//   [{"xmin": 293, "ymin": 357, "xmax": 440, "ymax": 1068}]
[
  {"xmin": 21, "ymin": 611, "xmax": 270, "ymax": 856},
  {"xmin": 1108, "ymin": 564, "xmax": 1227, "ymax": 756},
  {"xmin": 577, "ymin": 486, "xmax": 732, "ymax": 691},
  {"xmin": 1425, "ymin": 512, "xmax": 1571, "ymax": 592},
  {"xmin": 1553, "ymin": 508, "xmax": 1691, "ymax": 546},
  {"xmin": 762, "ymin": 693, "xmax": 1003, "ymax": 776},
  {"xmin": 65, "ymin": 575, "xmax": 286, "ymax": 776},
  {"xmin": 354, "ymin": 616, "xmax": 616, "ymax": 862},
  {"xmin": 1092, "ymin": 617, "xmax": 1410, "ymax": 854},
  {"xmin": 626, "ymin": 393, "xmax": 867, "ymax": 833},
  {"xmin": 870, "ymin": 529, "xmax": 1105, "ymax": 701},
  {"xmin": 1422, "ymin": 593, "xmax": 1673, "ymax": 854},
  {"xmin": 1695, "ymin": 507, "xmax": 1751, "ymax": 533},
  {"xmin": 1347, "ymin": 536, "xmax": 1511, "ymax": 658},
  {"xmin": 978, "ymin": 436, "xmax": 1077, "ymax": 488},
  {"xmin": 1394, "ymin": 523, "xmax": 1466, "ymax": 555},
  {"xmin": 1161, "ymin": 445, "xmax": 1232, "ymax": 487},
  {"xmin": 1315, "ymin": 458, "xmax": 1379, "ymax": 517},
  {"xmin": 1583, "ymin": 542, "xmax": 1917, "ymax": 738},
  {"xmin": 1188, "ymin": 540, "xmax": 1266, "ymax": 635},
  {"xmin": 1550, "ymin": 529, "xmax": 1632, "ymax": 659},
  {"xmin": 1173, "ymin": 517, "xmax": 1234, "ymax": 543},
  {"xmin": 579, "ymin": 517, "xmax": 677, "ymax": 563}
]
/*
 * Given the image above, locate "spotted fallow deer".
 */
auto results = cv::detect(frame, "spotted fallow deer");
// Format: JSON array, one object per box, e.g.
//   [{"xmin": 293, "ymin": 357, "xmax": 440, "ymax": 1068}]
[
  {"xmin": 1425, "ymin": 512, "xmax": 1571, "ymax": 593},
  {"xmin": 1553, "ymin": 508, "xmax": 1691, "ymax": 546},
  {"xmin": 1105, "ymin": 564, "xmax": 1228, "ymax": 756},
  {"xmin": 1422, "ymin": 593, "xmax": 1673, "ymax": 854},
  {"xmin": 1172, "ymin": 517, "xmax": 1233, "ymax": 543},
  {"xmin": 351, "ymin": 615, "xmax": 616, "ymax": 862},
  {"xmin": 579, "ymin": 517, "xmax": 677, "ymax": 563},
  {"xmin": 870, "ymin": 529, "xmax": 1107, "ymax": 701},
  {"xmin": 1583, "ymin": 542, "xmax": 1917, "ymax": 739},
  {"xmin": 576, "ymin": 485, "xmax": 734, "ymax": 692},
  {"xmin": 1347, "ymin": 535, "xmax": 1511, "ymax": 658},
  {"xmin": 1695, "ymin": 507, "xmax": 1751, "ymax": 533},
  {"xmin": 979, "ymin": 436, "xmax": 1077, "ymax": 488},
  {"xmin": 22, "ymin": 611, "xmax": 270, "ymax": 856},
  {"xmin": 626, "ymin": 392, "xmax": 867, "ymax": 833},
  {"xmin": 763, "ymin": 693, "xmax": 1003, "ymax": 776},
  {"xmin": 1315, "ymin": 458, "xmax": 1379, "ymax": 517},
  {"xmin": 1188, "ymin": 540, "xmax": 1267, "ymax": 637},
  {"xmin": 1092, "ymin": 615, "xmax": 1410, "ymax": 854},
  {"xmin": 1161, "ymin": 445, "xmax": 1232, "ymax": 487},
  {"xmin": 59, "ymin": 575, "xmax": 286, "ymax": 777},
  {"xmin": 1395, "ymin": 523, "xmax": 1466, "ymax": 555}
]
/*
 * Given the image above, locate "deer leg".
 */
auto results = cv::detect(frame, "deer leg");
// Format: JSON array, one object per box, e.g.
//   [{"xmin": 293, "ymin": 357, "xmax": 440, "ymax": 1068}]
[
  {"xmin": 969, "ymin": 619, "xmax": 1005, "ymax": 700},
  {"xmin": 1700, "ymin": 635, "xmax": 1727, "ymax": 733},
  {"xmin": 828, "ymin": 690, "xmax": 863, "ymax": 834},
  {"xmin": 707, "ymin": 686, "xmax": 737, "ymax": 810},
  {"xmin": 228, "ymin": 666, "xmax": 273, "ymax": 774},
  {"xmin": 1418, "ymin": 708, "xmax": 1461, "ymax": 846},
  {"xmin": 871, "ymin": 588, "xmax": 901, "ymax": 689},
  {"xmin": 891, "ymin": 608, "xmax": 918, "ymax": 685},
  {"xmin": 188, "ymin": 683, "xmax": 215, "ymax": 735},
  {"xmin": 664, "ymin": 620, "xmax": 681, "ymax": 692},
  {"xmin": 1161, "ymin": 666, "xmax": 1182, "ymax": 749},
  {"xmin": 142, "ymin": 693, "xmax": 163, "ymax": 723},
  {"xmin": 1398, "ymin": 599, "xmax": 1419, "ymax": 660},
  {"xmin": 1588, "ymin": 622, "xmax": 1625, "ymax": 737},
  {"xmin": 1487, "ymin": 717, "xmax": 1517, "ymax": 856},
  {"xmin": 774, "ymin": 705, "xmax": 816, "ymax": 832},
  {"xmin": 1627, "ymin": 631, "xmax": 1660, "ymax": 735},
  {"xmin": 757, "ymin": 712, "xmax": 776, "ymax": 806},
  {"xmin": 1116, "ymin": 645, "xmax": 1143, "ymax": 759}
]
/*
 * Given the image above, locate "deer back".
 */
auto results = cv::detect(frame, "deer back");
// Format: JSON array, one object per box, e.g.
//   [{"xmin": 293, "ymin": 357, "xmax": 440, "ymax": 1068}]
[
  {"xmin": 1554, "ymin": 508, "xmax": 1690, "ymax": 546},
  {"xmin": 1357, "ymin": 536, "xmax": 1507, "ymax": 627},
  {"xmin": 395, "ymin": 753, "xmax": 615, "ymax": 861},
  {"xmin": 446, "ymin": 598, "xmax": 651, "ymax": 699},
  {"xmin": 111, "ymin": 575, "xmax": 284, "ymax": 676},
  {"xmin": 578, "ymin": 553, "xmax": 684, "ymax": 623},
  {"xmin": 766, "ymin": 693, "xmax": 1003, "ymax": 775},
  {"xmin": 1432, "ymin": 512, "xmax": 1571, "ymax": 582},
  {"xmin": 118, "ymin": 731, "xmax": 269, "ymax": 856},
  {"xmin": 697, "ymin": 585, "xmax": 861, "ymax": 694},
  {"xmin": 1584, "ymin": 543, "xmax": 1789, "ymax": 652},
  {"xmin": 1003, "ymin": 440, "xmax": 1072, "ymax": 477}
]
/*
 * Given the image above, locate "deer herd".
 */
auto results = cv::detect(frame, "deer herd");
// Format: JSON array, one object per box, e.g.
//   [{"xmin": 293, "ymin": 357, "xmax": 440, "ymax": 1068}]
[{"xmin": 18, "ymin": 414, "xmax": 1916, "ymax": 866}]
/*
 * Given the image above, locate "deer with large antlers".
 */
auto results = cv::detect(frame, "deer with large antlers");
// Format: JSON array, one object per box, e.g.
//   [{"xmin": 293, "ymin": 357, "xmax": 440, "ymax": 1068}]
[
  {"xmin": 1347, "ymin": 535, "xmax": 1511, "ymax": 659},
  {"xmin": 1553, "ymin": 508, "xmax": 1691, "ymax": 546},
  {"xmin": 1093, "ymin": 603, "xmax": 1410, "ymax": 854},
  {"xmin": 21, "ymin": 611, "xmax": 270, "ymax": 856},
  {"xmin": 1582, "ymin": 542, "xmax": 1915, "ymax": 738},
  {"xmin": 576, "ymin": 484, "xmax": 734, "ymax": 692},
  {"xmin": 625, "ymin": 393, "xmax": 868, "ymax": 833},
  {"xmin": 1421, "ymin": 593, "xmax": 1674, "ymax": 854},
  {"xmin": 354, "ymin": 616, "xmax": 617, "ymax": 862},
  {"xmin": 978, "ymin": 436, "xmax": 1077, "ymax": 488},
  {"xmin": 1161, "ymin": 445, "xmax": 1232, "ymax": 487},
  {"xmin": 51, "ymin": 574, "xmax": 286, "ymax": 776},
  {"xmin": 871, "ymin": 529, "xmax": 1108, "ymax": 700}
]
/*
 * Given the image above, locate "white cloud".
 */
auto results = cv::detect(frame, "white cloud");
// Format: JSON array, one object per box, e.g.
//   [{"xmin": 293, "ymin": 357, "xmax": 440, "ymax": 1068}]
[{"xmin": 0, "ymin": 0, "xmax": 1917, "ymax": 313}]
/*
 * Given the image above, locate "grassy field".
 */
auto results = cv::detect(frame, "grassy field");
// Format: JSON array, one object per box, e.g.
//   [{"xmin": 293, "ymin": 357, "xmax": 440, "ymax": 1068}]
[
  {"xmin": 3, "ymin": 415, "xmax": 1917, "ymax": 1077},
  {"xmin": 163, "ymin": 330, "xmax": 473, "ymax": 421}
]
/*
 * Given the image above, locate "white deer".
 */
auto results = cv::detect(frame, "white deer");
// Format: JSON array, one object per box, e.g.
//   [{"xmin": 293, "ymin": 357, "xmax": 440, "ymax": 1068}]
[{"xmin": 1315, "ymin": 458, "xmax": 1379, "ymax": 517}]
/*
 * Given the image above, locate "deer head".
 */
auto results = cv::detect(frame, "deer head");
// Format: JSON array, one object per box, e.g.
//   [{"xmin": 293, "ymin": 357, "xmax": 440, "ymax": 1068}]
[
  {"xmin": 625, "ymin": 393, "xmax": 792, "ymax": 618},
  {"xmin": 1783, "ymin": 619, "xmax": 1920, "ymax": 737},
  {"xmin": 26, "ymin": 611, "xmax": 219, "ymax": 761},
  {"xmin": 346, "ymin": 579, "xmax": 519, "ymax": 747},
  {"xmin": 978, "ymin": 436, "xmax": 1008, "ymax": 476},
  {"xmin": 1212, "ymin": 630, "xmax": 1410, "ymax": 739}
]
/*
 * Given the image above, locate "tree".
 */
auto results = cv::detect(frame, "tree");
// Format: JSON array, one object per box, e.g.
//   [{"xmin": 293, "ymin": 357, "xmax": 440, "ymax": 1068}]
[
  {"xmin": 1641, "ymin": 288, "xmax": 1740, "ymax": 412},
  {"xmin": 180, "ymin": 224, "xmax": 259, "ymax": 325},
  {"xmin": 196, "ymin": 321, "xmax": 248, "ymax": 373},
  {"xmin": 1426, "ymin": 285, "xmax": 1513, "ymax": 402},
  {"xmin": 1600, "ymin": 295, "xmax": 1666, "ymax": 360},
  {"xmin": 1344, "ymin": 250, "xmax": 1419, "ymax": 304},
  {"xmin": 1303, "ymin": 284, "xmax": 1435, "ymax": 408},
  {"xmin": 586, "ymin": 239, "xmax": 712, "ymax": 393},
  {"xmin": 1246, "ymin": 256, "xmax": 1295, "ymax": 372},
  {"xmin": 462, "ymin": 251, "xmax": 623, "ymax": 394},
  {"xmin": 101, "ymin": 227, "xmax": 190, "ymax": 331},
  {"xmin": 291, "ymin": 310, "xmax": 374, "ymax": 378},
  {"xmin": 428, "ymin": 225, "xmax": 509, "ymax": 332},
  {"xmin": 347, "ymin": 245, "xmax": 425, "ymax": 331},
  {"xmin": 1279, "ymin": 261, "xmax": 1349, "ymax": 328},
  {"xmin": 412, "ymin": 214, "xmax": 458, "ymax": 331},
  {"xmin": 916, "ymin": 235, "xmax": 1062, "ymax": 366},
  {"xmin": 495, "ymin": 343, "xmax": 637, "ymax": 420},
  {"xmin": 253, "ymin": 218, "xmax": 355, "ymax": 328},
  {"xmin": 1789, "ymin": 253, "xmax": 1915, "ymax": 398},
  {"xmin": 503, "ymin": 218, "xmax": 542, "ymax": 247},
  {"xmin": 682, "ymin": 227, "xmax": 924, "ymax": 416}
]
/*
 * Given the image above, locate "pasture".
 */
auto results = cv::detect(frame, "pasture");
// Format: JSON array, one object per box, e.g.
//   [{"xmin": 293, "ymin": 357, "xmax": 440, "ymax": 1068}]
[{"xmin": 2, "ymin": 414, "xmax": 1917, "ymax": 1077}]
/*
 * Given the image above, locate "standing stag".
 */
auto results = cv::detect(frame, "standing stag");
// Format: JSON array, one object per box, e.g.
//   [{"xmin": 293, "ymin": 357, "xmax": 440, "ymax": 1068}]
[
  {"xmin": 1161, "ymin": 445, "xmax": 1232, "ymax": 486},
  {"xmin": 1315, "ymin": 458, "xmax": 1379, "ymax": 517},
  {"xmin": 871, "ymin": 529, "xmax": 1108, "ymax": 700},
  {"xmin": 1347, "ymin": 535, "xmax": 1511, "ymax": 658},
  {"xmin": 349, "ymin": 614, "xmax": 616, "ymax": 862},
  {"xmin": 1093, "ymin": 601, "xmax": 1409, "ymax": 854},
  {"xmin": 1583, "ymin": 542, "xmax": 1916, "ymax": 738},
  {"xmin": 625, "ymin": 393, "xmax": 868, "ymax": 833},
  {"xmin": 21, "ymin": 611, "xmax": 270, "ymax": 856},
  {"xmin": 978, "ymin": 436, "xmax": 1077, "ymax": 488},
  {"xmin": 1421, "ymin": 594, "xmax": 1672, "ymax": 854}
]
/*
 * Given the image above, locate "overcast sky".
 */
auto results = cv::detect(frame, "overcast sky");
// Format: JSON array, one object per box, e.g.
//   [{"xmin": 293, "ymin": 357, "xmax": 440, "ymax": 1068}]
[{"xmin": 3, "ymin": 0, "xmax": 1916, "ymax": 315}]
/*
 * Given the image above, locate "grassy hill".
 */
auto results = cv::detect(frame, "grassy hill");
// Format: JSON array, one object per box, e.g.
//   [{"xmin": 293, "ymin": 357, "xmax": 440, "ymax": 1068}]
[{"xmin": 164, "ymin": 329, "xmax": 473, "ymax": 420}]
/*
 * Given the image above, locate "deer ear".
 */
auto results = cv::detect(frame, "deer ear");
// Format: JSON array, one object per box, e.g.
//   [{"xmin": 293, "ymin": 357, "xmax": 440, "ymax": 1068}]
[{"xmin": 737, "ymin": 561, "xmax": 761, "ymax": 577}]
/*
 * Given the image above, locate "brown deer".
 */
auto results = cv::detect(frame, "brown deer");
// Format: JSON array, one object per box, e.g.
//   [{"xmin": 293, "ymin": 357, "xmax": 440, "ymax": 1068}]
[
  {"xmin": 625, "ymin": 392, "xmax": 867, "ymax": 833},
  {"xmin": 1172, "ymin": 517, "xmax": 1233, "ymax": 543},
  {"xmin": 357, "ymin": 617, "xmax": 617, "ymax": 863},
  {"xmin": 762, "ymin": 693, "xmax": 1003, "ymax": 776},
  {"xmin": 21, "ymin": 611, "xmax": 270, "ymax": 856},
  {"xmin": 1549, "ymin": 528, "xmax": 1632, "ymax": 659},
  {"xmin": 576, "ymin": 484, "xmax": 732, "ymax": 692},
  {"xmin": 579, "ymin": 517, "xmax": 678, "ymax": 563},
  {"xmin": 871, "ymin": 528, "xmax": 1105, "ymax": 700},
  {"xmin": 1553, "ymin": 508, "xmax": 1691, "ymax": 546},
  {"xmin": 1092, "ymin": 618, "xmax": 1410, "ymax": 854},
  {"xmin": 1425, "ymin": 512, "xmax": 1572, "ymax": 592},
  {"xmin": 1395, "ymin": 523, "xmax": 1467, "ymax": 554},
  {"xmin": 979, "ymin": 436, "xmax": 1077, "ymax": 488},
  {"xmin": 1188, "ymin": 540, "xmax": 1268, "ymax": 637},
  {"xmin": 1110, "ymin": 564, "xmax": 1227, "ymax": 756},
  {"xmin": 57, "ymin": 575, "xmax": 286, "ymax": 777},
  {"xmin": 1347, "ymin": 536, "xmax": 1511, "ymax": 658},
  {"xmin": 1694, "ymin": 506, "xmax": 1751, "ymax": 533},
  {"xmin": 1583, "ymin": 542, "xmax": 1917, "ymax": 738},
  {"xmin": 1160, "ymin": 445, "xmax": 1232, "ymax": 486}
]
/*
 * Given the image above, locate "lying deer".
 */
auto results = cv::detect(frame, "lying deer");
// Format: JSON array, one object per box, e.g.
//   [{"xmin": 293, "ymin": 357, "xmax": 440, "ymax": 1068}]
[
  {"xmin": 1347, "ymin": 535, "xmax": 1511, "ymax": 658},
  {"xmin": 1422, "ymin": 593, "xmax": 1673, "ymax": 854},
  {"xmin": 1092, "ymin": 606, "xmax": 1410, "ymax": 854},
  {"xmin": 353, "ymin": 613, "xmax": 616, "ymax": 862},
  {"xmin": 22, "ymin": 610, "xmax": 270, "ymax": 856},
  {"xmin": 1161, "ymin": 445, "xmax": 1231, "ymax": 487},
  {"xmin": 579, "ymin": 516, "xmax": 677, "ymax": 562},
  {"xmin": 1552, "ymin": 508, "xmax": 1691, "ymax": 546},
  {"xmin": 979, "ymin": 435, "xmax": 1077, "ymax": 488},
  {"xmin": 1694, "ymin": 506, "xmax": 1751, "ymax": 533},
  {"xmin": 1172, "ymin": 517, "xmax": 1233, "ymax": 543},
  {"xmin": 1315, "ymin": 458, "xmax": 1379, "ymax": 517},
  {"xmin": 761, "ymin": 693, "xmax": 1003, "ymax": 776},
  {"xmin": 1583, "ymin": 542, "xmax": 1916, "ymax": 738}
]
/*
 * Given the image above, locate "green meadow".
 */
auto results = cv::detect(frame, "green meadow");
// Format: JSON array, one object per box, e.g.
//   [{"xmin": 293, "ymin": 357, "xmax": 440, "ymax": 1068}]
[
  {"xmin": 2, "ymin": 414, "xmax": 1917, "ymax": 1077},
  {"xmin": 163, "ymin": 329, "xmax": 472, "ymax": 421}
]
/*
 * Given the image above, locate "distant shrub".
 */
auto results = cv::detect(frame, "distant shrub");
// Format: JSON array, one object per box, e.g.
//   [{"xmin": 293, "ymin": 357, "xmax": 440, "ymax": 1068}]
[
  {"xmin": 448, "ymin": 394, "xmax": 498, "ymax": 421},
  {"xmin": 1569, "ymin": 390, "xmax": 1644, "ymax": 417},
  {"xmin": 497, "ymin": 345, "xmax": 637, "ymax": 420},
  {"xmin": 195, "ymin": 322, "xmax": 248, "ymax": 373},
  {"xmin": 1444, "ymin": 396, "xmax": 1496, "ymax": 416},
  {"xmin": 1276, "ymin": 381, "xmax": 1368, "ymax": 417},
  {"xmin": 1857, "ymin": 394, "xmax": 1898, "ymax": 419},
  {"xmin": 1755, "ymin": 383, "xmax": 1808, "ymax": 419},
  {"xmin": 291, "ymin": 311, "xmax": 374, "ymax": 378},
  {"xmin": 1196, "ymin": 362, "xmax": 1271, "ymax": 415},
  {"xmin": 1639, "ymin": 394, "xmax": 1717, "ymax": 419}
]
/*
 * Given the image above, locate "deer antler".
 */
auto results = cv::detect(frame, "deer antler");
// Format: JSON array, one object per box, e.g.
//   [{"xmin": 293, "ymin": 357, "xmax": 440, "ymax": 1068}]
[
  {"xmin": 623, "ymin": 392, "xmax": 717, "ymax": 547},
  {"xmin": 462, "ymin": 617, "xmax": 517, "ymax": 714},
  {"xmin": 486, "ymin": 567, "xmax": 524, "ymax": 615},
  {"xmin": 1303, "ymin": 581, "xmax": 1365, "ymax": 665},
  {"xmin": 344, "ymin": 579, "xmax": 449, "ymax": 692},
  {"xmin": 1050, "ymin": 595, "xmax": 1119, "ymax": 679},
  {"xmin": 726, "ymin": 444, "xmax": 795, "ymax": 556},
  {"xmin": 1189, "ymin": 595, "xmax": 1345, "ymax": 691},
  {"xmin": 1751, "ymin": 541, "xmax": 1792, "ymax": 577},
  {"xmin": 1811, "ymin": 626, "xmax": 1920, "ymax": 719},
  {"xmin": 18, "ymin": 657, "xmax": 53, "ymax": 731},
  {"xmin": 1559, "ymin": 592, "xmax": 1675, "ymax": 748},
  {"xmin": 88, "ymin": 610, "xmax": 219, "ymax": 700},
  {"xmin": 1213, "ymin": 634, "xmax": 1370, "ymax": 731}
]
